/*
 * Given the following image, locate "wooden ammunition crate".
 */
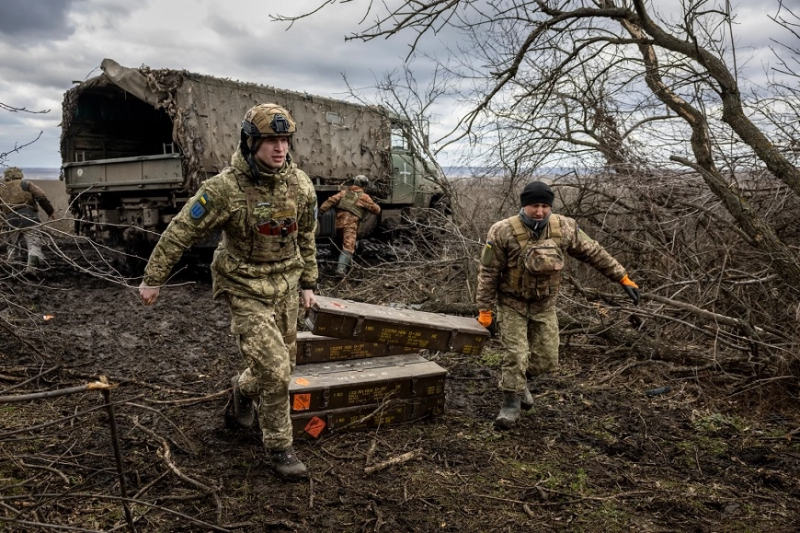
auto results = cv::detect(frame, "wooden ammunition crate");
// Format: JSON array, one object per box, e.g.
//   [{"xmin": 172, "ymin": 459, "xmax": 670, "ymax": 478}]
[
  {"xmin": 296, "ymin": 331, "xmax": 419, "ymax": 364},
  {"xmin": 305, "ymin": 296, "xmax": 489, "ymax": 355},
  {"xmin": 288, "ymin": 353, "xmax": 446, "ymax": 414},
  {"xmin": 291, "ymin": 396, "xmax": 445, "ymax": 439}
]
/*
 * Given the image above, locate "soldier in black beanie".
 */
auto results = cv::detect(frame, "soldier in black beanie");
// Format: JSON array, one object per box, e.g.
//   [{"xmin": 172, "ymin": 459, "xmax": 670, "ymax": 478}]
[
  {"xmin": 519, "ymin": 181, "xmax": 555, "ymax": 208},
  {"xmin": 475, "ymin": 180, "xmax": 640, "ymax": 429}
]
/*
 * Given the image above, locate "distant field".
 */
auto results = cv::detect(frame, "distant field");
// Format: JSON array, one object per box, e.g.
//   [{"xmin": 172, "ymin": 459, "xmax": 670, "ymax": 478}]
[
  {"xmin": 17, "ymin": 167, "xmax": 61, "ymax": 180},
  {"xmin": 29, "ymin": 178, "xmax": 72, "ymax": 234}
]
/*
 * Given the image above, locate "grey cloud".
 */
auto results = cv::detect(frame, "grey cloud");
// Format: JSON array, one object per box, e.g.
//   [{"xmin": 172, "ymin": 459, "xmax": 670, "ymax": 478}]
[{"xmin": 0, "ymin": 0, "xmax": 82, "ymax": 42}]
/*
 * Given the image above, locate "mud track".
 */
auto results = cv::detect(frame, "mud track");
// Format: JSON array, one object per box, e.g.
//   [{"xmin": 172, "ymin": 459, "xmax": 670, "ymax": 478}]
[{"xmin": 1, "ymin": 261, "xmax": 800, "ymax": 532}]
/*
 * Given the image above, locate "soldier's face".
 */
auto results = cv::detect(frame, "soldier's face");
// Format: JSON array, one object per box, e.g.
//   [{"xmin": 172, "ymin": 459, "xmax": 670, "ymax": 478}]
[
  {"xmin": 255, "ymin": 137, "xmax": 290, "ymax": 169},
  {"xmin": 523, "ymin": 203, "xmax": 551, "ymax": 220}
]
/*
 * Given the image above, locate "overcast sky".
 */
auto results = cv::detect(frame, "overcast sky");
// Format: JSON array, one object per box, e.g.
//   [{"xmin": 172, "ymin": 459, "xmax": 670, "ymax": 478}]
[
  {"xmin": 0, "ymin": 0, "xmax": 450, "ymax": 171},
  {"xmin": 0, "ymin": 0, "xmax": 797, "ymax": 172}
]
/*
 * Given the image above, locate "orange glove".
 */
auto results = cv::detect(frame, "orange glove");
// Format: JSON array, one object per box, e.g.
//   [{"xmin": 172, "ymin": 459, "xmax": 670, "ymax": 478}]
[
  {"xmin": 477, "ymin": 310, "xmax": 493, "ymax": 328},
  {"xmin": 619, "ymin": 274, "xmax": 640, "ymax": 305}
]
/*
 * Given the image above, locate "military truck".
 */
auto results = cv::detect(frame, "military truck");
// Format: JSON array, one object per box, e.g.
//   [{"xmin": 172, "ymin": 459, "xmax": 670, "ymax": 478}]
[{"xmin": 60, "ymin": 58, "xmax": 445, "ymax": 256}]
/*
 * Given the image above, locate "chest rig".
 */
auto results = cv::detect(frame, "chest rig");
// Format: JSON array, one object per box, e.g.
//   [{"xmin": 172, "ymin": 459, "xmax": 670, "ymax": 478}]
[
  {"xmin": 229, "ymin": 171, "xmax": 300, "ymax": 263},
  {"xmin": 337, "ymin": 190, "xmax": 365, "ymax": 219},
  {"xmin": 505, "ymin": 215, "xmax": 564, "ymax": 301}
]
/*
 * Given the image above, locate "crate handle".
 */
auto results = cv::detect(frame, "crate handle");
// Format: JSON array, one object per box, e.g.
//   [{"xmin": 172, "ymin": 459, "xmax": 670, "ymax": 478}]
[
  {"xmin": 447, "ymin": 329, "xmax": 460, "ymax": 352},
  {"xmin": 352, "ymin": 315, "xmax": 365, "ymax": 336}
]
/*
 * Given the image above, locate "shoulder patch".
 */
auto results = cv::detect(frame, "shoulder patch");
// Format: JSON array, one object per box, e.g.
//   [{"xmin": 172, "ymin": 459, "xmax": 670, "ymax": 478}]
[{"xmin": 190, "ymin": 192, "xmax": 210, "ymax": 220}]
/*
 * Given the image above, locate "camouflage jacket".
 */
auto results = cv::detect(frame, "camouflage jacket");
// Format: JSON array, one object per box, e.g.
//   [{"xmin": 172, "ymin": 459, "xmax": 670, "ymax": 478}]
[
  {"xmin": 476, "ymin": 213, "xmax": 627, "ymax": 312},
  {"xmin": 143, "ymin": 150, "xmax": 318, "ymax": 302},
  {"xmin": 0, "ymin": 177, "xmax": 55, "ymax": 218},
  {"xmin": 319, "ymin": 185, "xmax": 381, "ymax": 227}
]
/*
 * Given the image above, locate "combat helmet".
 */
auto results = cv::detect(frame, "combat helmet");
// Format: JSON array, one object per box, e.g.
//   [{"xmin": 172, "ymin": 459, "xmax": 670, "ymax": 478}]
[
  {"xmin": 239, "ymin": 103, "xmax": 296, "ymax": 180},
  {"xmin": 353, "ymin": 175, "xmax": 369, "ymax": 188},
  {"xmin": 3, "ymin": 167, "xmax": 23, "ymax": 181}
]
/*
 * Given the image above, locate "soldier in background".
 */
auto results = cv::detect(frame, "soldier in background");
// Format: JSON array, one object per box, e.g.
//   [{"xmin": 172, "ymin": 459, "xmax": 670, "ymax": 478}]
[
  {"xmin": 138, "ymin": 104, "xmax": 318, "ymax": 480},
  {"xmin": 318, "ymin": 174, "xmax": 381, "ymax": 276},
  {"xmin": 0, "ymin": 166, "xmax": 55, "ymax": 274},
  {"xmin": 476, "ymin": 181, "xmax": 640, "ymax": 430}
]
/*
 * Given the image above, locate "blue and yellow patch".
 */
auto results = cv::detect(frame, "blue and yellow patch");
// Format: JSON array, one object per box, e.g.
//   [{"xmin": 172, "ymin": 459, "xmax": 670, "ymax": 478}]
[{"xmin": 190, "ymin": 193, "xmax": 210, "ymax": 220}]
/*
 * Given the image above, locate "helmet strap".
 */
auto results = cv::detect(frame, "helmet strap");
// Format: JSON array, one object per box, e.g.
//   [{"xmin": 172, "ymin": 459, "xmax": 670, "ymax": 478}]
[{"xmin": 240, "ymin": 131, "xmax": 262, "ymax": 184}]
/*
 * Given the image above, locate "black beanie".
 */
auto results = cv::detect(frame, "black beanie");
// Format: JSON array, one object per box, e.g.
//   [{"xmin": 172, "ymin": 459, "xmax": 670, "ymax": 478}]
[{"xmin": 520, "ymin": 181, "xmax": 554, "ymax": 207}]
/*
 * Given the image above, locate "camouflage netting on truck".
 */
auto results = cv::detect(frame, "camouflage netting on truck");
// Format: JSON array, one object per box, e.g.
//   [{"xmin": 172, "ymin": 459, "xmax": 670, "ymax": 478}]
[{"xmin": 62, "ymin": 59, "xmax": 394, "ymax": 194}]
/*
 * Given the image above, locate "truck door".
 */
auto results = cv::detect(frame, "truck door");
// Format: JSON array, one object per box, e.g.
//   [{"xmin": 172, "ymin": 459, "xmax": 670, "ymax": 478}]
[{"xmin": 390, "ymin": 125, "xmax": 415, "ymax": 205}]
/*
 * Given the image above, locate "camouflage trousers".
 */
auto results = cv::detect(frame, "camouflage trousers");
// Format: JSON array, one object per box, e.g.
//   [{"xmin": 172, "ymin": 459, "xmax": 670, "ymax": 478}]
[
  {"xmin": 336, "ymin": 220, "xmax": 359, "ymax": 254},
  {"xmin": 226, "ymin": 290, "xmax": 299, "ymax": 451},
  {"xmin": 5, "ymin": 227, "xmax": 45, "ymax": 266},
  {"xmin": 497, "ymin": 302, "xmax": 559, "ymax": 393}
]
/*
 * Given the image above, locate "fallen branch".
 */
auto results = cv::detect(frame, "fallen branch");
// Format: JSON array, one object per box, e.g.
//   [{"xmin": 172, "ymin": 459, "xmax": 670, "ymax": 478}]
[
  {"xmin": 364, "ymin": 449, "xmax": 418, "ymax": 475},
  {"xmin": 0, "ymin": 365, "xmax": 62, "ymax": 395},
  {"xmin": 0, "ymin": 381, "xmax": 116, "ymax": 404}
]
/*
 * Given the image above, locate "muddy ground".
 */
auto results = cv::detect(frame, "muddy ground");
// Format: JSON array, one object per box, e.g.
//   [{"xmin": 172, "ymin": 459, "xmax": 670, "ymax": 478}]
[{"xmin": 2, "ymin": 250, "xmax": 800, "ymax": 533}]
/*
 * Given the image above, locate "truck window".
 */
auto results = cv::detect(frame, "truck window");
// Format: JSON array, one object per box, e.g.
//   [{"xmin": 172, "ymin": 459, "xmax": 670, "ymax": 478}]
[{"xmin": 391, "ymin": 126, "xmax": 409, "ymax": 152}]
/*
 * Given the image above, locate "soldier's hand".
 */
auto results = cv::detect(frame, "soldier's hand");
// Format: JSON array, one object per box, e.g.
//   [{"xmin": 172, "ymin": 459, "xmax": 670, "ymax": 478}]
[
  {"xmin": 619, "ymin": 275, "xmax": 640, "ymax": 306},
  {"xmin": 301, "ymin": 289, "xmax": 316, "ymax": 310},
  {"xmin": 139, "ymin": 282, "xmax": 160, "ymax": 306},
  {"xmin": 477, "ymin": 309, "xmax": 493, "ymax": 328}
]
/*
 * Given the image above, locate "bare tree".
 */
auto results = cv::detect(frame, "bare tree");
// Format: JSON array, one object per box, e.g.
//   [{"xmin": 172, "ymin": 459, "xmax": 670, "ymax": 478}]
[
  {"xmin": 0, "ymin": 102, "xmax": 48, "ymax": 165},
  {"xmin": 275, "ymin": 0, "xmax": 800, "ymax": 378},
  {"xmin": 275, "ymin": 0, "xmax": 800, "ymax": 290}
]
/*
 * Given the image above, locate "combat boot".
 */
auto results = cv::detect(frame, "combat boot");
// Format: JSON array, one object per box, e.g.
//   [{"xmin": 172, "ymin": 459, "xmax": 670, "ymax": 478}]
[
  {"xmin": 24, "ymin": 255, "xmax": 41, "ymax": 276},
  {"xmin": 335, "ymin": 251, "xmax": 352, "ymax": 276},
  {"xmin": 494, "ymin": 392, "xmax": 522, "ymax": 430},
  {"xmin": 270, "ymin": 447, "xmax": 308, "ymax": 480},
  {"xmin": 229, "ymin": 374, "xmax": 255, "ymax": 429},
  {"xmin": 521, "ymin": 387, "xmax": 534, "ymax": 411}
]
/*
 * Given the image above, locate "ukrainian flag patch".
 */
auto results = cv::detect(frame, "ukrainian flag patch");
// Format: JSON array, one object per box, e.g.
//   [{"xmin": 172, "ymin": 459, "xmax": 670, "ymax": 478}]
[{"xmin": 190, "ymin": 193, "xmax": 210, "ymax": 220}]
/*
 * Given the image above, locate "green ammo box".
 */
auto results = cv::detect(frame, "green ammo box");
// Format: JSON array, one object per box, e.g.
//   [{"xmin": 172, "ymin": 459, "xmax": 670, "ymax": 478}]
[
  {"xmin": 296, "ymin": 331, "xmax": 419, "ymax": 364},
  {"xmin": 305, "ymin": 296, "xmax": 489, "ymax": 355},
  {"xmin": 291, "ymin": 396, "xmax": 445, "ymax": 439},
  {"xmin": 288, "ymin": 353, "xmax": 446, "ymax": 414}
]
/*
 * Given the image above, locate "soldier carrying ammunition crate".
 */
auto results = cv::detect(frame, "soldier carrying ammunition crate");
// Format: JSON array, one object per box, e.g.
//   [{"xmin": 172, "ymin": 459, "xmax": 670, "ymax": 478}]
[
  {"xmin": 138, "ymin": 103, "xmax": 319, "ymax": 480},
  {"xmin": 476, "ymin": 181, "xmax": 641, "ymax": 430}
]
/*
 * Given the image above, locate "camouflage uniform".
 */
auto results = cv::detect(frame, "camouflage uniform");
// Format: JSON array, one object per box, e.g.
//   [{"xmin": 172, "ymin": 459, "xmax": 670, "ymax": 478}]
[
  {"xmin": 476, "ymin": 213, "xmax": 627, "ymax": 394},
  {"xmin": 318, "ymin": 185, "xmax": 381, "ymax": 254},
  {"xmin": 143, "ymin": 149, "xmax": 318, "ymax": 451},
  {"xmin": 0, "ymin": 167, "xmax": 55, "ymax": 269}
]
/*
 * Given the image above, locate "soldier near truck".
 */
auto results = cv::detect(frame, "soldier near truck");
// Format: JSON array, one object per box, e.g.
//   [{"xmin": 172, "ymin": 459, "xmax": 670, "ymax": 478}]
[
  {"xmin": 0, "ymin": 166, "xmax": 55, "ymax": 274},
  {"xmin": 138, "ymin": 103, "xmax": 318, "ymax": 480},
  {"xmin": 318, "ymin": 174, "xmax": 381, "ymax": 276},
  {"xmin": 476, "ymin": 181, "xmax": 640, "ymax": 430}
]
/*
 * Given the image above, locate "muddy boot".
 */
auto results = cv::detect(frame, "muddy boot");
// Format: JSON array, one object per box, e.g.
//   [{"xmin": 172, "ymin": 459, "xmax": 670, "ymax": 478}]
[
  {"xmin": 521, "ymin": 387, "xmax": 534, "ymax": 411},
  {"xmin": 270, "ymin": 447, "xmax": 308, "ymax": 480},
  {"xmin": 494, "ymin": 392, "xmax": 522, "ymax": 430},
  {"xmin": 335, "ymin": 251, "xmax": 352, "ymax": 277},
  {"xmin": 229, "ymin": 374, "xmax": 255, "ymax": 429},
  {"xmin": 23, "ymin": 255, "xmax": 42, "ymax": 277}
]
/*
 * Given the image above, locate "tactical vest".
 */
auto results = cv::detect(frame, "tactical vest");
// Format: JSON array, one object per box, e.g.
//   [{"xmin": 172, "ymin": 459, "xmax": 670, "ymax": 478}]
[
  {"xmin": 0, "ymin": 179, "xmax": 37, "ymax": 215},
  {"xmin": 337, "ymin": 190, "xmax": 365, "ymax": 219},
  {"xmin": 225, "ymin": 172, "xmax": 300, "ymax": 263},
  {"xmin": 505, "ymin": 215, "xmax": 564, "ymax": 301}
]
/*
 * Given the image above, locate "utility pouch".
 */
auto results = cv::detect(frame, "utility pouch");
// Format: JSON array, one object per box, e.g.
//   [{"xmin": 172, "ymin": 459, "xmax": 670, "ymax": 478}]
[{"xmin": 524, "ymin": 240, "xmax": 564, "ymax": 275}]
